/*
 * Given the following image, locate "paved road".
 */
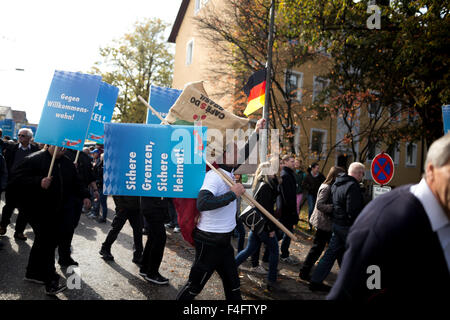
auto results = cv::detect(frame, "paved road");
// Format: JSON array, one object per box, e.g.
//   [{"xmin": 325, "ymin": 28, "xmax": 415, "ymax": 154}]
[{"xmin": 0, "ymin": 197, "xmax": 338, "ymax": 300}]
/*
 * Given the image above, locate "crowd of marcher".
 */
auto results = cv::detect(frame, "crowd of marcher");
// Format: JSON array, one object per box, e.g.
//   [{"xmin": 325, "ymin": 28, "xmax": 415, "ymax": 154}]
[{"xmin": 0, "ymin": 124, "xmax": 448, "ymax": 301}]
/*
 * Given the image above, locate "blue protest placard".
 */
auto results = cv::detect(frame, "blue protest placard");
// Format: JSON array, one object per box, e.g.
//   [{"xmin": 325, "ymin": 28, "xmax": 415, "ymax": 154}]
[
  {"xmin": 34, "ymin": 70, "xmax": 102, "ymax": 151},
  {"xmin": 0, "ymin": 119, "xmax": 15, "ymax": 138},
  {"xmin": 146, "ymin": 85, "xmax": 182, "ymax": 124},
  {"xmin": 443, "ymin": 105, "xmax": 450, "ymax": 135},
  {"xmin": 86, "ymin": 82, "xmax": 119, "ymax": 144},
  {"xmin": 103, "ymin": 123, "xmax": 207, "ymax": 198}
]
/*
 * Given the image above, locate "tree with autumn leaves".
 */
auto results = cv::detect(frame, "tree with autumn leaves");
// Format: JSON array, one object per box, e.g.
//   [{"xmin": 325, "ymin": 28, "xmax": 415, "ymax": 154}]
[
  {"xmin": 195, "ymin": 0, "xmax": 449, "ymax": 165},
  {"xmin": 92, "ymin": 18, "xmax": 174, "ymax": 123}
]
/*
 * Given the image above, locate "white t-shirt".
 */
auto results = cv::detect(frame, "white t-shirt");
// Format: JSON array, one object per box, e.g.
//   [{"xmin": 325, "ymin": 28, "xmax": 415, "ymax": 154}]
[{"xmin": 197, "ymin": 169, "xmax": 237, "ymax": 233}]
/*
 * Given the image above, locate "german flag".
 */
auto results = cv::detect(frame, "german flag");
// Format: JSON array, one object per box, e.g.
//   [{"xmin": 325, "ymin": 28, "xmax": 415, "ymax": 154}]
[{"xmin": 243, "ymin": 69, "xmax": 266, "ymax": 116}]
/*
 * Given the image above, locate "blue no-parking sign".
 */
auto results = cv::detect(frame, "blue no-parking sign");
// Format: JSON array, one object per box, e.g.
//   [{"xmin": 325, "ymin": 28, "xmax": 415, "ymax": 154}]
[
  {"xmin": 86, "ymin": 81, "xmax": 119, "ymax": 144},
  {"xmin": 103, "ymin": 123, "xmax": 207, "ymax": 198},
  {"xmin": 146, "ymin": 85, "xmax": 182, "ymax": 124},
  {"xmin": 34, "ymin": 70, "xmax": 102, "ymax": 151}
]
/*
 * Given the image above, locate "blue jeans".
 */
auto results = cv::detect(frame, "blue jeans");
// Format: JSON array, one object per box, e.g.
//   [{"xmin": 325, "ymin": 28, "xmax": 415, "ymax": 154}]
[
  {"xmin": 235, "ymin": 230, "xmax": 279, "ymax": 283},
  {"xmin": 280, "ymin": 223, "xmax": 294, "ymax": 258},
  {"xmin": 307, "ymin": 194, "xmax": 317, "ymax": 226},
  {"xmin": 92, "ymin": 188, "xmax": 108, "ymax": 219},
  {"xmin": 310, "ymin": 224, "xmax": 350, "ymax": 284}
]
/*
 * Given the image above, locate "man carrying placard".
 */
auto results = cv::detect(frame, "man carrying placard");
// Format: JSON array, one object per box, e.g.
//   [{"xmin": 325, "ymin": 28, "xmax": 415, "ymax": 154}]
[{"xmin": 9, "ymin": 145, "xmax": 91, "ymax": 295}]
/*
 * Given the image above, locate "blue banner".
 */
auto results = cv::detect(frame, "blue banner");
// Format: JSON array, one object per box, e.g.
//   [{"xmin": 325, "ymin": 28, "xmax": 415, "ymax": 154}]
[
  {"xmin": 103, "ymin": 123, "xmax": 207, "ymax": 198},
  {"xmin": 0, "ymin": 119, "xmax": 15, "ymax": 138},
  {"xmin": 146, "ymin": 85, "xmax": 182, "ymax": 124},
  {"xmin": 86, "ymin": 82, "xmax": 119, "ymax": 144},
  {"xmin": 34, "ymin": 70, "xmax": 102, "ymax": 151},
  {"xmin": 443, "ymin": 105, "xmax": 450, "ymax": 135}
]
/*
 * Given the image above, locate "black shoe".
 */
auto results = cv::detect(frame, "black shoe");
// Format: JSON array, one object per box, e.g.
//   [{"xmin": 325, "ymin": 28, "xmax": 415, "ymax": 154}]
[
  {"xmin": 164, "ymin": 223, "xmax": 175, "ymax": 229},
  {"xmin": 143, "ymin": 273, "xmax": 169, "ymax": 285},
  {"xmin": 59, "ymin": 257, "xmax": 79, "ymax": 267},
  {"xmin": 99, "ymin": 246, "xmax": 114, "ymax": 261},
  {"xmin": 309, "ymin": 282, "xmax": 332, "ymax": 292},
  {"xmin": 299, "ymin": 269, "xmax": 311, "ymax": 281},
  {"xmin": 142, "ymin": 229, "xmax": 149, "ymax": 236},
  {"xmin": 14, "ymin": 232, "xmax": 27, "ymax": 241},
  {"xmin": 97, "ymin": 217, "xmax": 107, "ymax": 223},
  {"xmin": 45, "ymin": 280, "xmax": 67, "ymax": 295}
]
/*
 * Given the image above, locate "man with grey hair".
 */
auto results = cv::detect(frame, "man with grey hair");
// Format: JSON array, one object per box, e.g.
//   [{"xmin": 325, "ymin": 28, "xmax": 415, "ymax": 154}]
[
  {"xmin": 328, "ymin": 133, "xmax": 450, "ymax": 301},
  {"xmin": 0, "ymin": 128, "xmax": 39, "ymax": 240},
  {"xmin": 309, "ymin": 161, "xmax": 366, "ymax": 292}
]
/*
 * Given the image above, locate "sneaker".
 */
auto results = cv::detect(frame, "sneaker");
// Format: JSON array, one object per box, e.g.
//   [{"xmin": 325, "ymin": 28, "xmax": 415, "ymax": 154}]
[
  {"xmin": 138, "ymin": 270, "xmax": 147, "ymax": 277},
  {"xmin": 143, "ymin": 273, "xmax": 169, "ymax": 285},
  {"xmin": 58, "ymin": 257, "xmax": 79, "ymax": 267},
  {"xmin": 309, "ymin": 282, "xmax": 332, "ymax": 292},
  {"xmin": 45, "ymin": 281, "xmax": 67, "ymax": 295},
  {"xmin": 24, "ymin": 275, "xmax": 45, "ymax": 285},
  {"xmin": 0, "ymin": 226, "xmax": 6, "ymax": 235},
  {"xmin": 164, "ymin": 223, "xmax": 175, "ymax": 229},
  {"xmin": 173, "ymin": 226, "xmax": 181, "ymax": 233},
  {"xmin": 250, "ymin": 265, "xmax": 268, "ymax": 275},
  {"xmin": 280, "ymin": 256, "xmax": 300, "ymax": 265},
  {"xmin": 99, "ymin": 247, "xmax": 114, "ymax": 261},
  {"xmin": 14, "ymin": 232, "xmax": 27, "ymax": 241},
  {"xmin": 88, "ymin": 213, "xmax": 98, "ymax": 219}
]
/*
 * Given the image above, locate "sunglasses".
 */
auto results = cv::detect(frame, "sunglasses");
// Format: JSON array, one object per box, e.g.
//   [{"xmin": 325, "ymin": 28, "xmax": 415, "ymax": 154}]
[{"xmin": 18, "ymin": 134, "xmax": 29, "ymax": 138}]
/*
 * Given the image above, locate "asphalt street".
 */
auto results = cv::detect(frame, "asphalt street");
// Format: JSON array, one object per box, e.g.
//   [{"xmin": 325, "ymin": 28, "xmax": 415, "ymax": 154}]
[{"xmin": 0, "ymin": 196, "xmax": 335, "ymax": 300}]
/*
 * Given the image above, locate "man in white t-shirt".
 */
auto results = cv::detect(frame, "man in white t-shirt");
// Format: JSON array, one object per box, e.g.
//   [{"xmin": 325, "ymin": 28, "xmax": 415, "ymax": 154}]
[{"xmin": 176, "ymin": 118, "xmax": 265, "ymax": 301}]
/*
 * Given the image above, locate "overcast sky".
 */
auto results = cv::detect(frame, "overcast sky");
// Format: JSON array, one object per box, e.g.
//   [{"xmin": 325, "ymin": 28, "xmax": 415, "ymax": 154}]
[{"xmin": 0, "ymin": 0, "xmax": 182, "ymax": 124}]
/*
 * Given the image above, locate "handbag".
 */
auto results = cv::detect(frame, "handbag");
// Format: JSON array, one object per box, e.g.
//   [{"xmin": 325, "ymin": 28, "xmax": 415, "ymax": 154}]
[{"xmin": 239, "ymin": 182, "xmax": 266, "ymax": 234}]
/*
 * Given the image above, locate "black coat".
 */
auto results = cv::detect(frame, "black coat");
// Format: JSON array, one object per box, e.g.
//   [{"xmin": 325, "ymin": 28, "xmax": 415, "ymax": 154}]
[
  {"xmin": 9, "ymin": 150, "xmax": 90, "ymax": 214},
  {"xmin": 253, "ymin": 177, "xmax": 279, "ymax": 233},
  {"xmin": 65, "ymin": 149, "xmax": 95, "ymax": 188},
  {"xmin": 302, "ymin": 171, "xmax": 325, "ymax": 197},
  {"xmin": 140, "ymin": 197, "xmax": 170, "ymax": 223},
  {"xmin": 279, "ymin": 166, "xmax": 298, "ymax": 225},
  {"xmin": 331, "ymin": 173, "xmax": 364, "ymax": 227},
  {"xmin": 113, "ymin": 196, "xmax": 140, "ymax": 213},
  {"xmin": 328, "ymin": 185, "xmax": 450, "ymax": 302},
  {"xmin": 3, "ymin": 142, "xmax": 39, "ymax": 179}
]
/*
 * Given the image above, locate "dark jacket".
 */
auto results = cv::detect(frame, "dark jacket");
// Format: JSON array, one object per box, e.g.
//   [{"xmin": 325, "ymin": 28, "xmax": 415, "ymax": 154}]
[
  {"xmin": 0, "ymin": 154, "xmax": 7, "ymax": 191},
  {"xmin": 3, "ymin": 142, "xmax": 39, "ymax": 179},
  {"xmin": 9, "ymin": 150, "xmax": 90, "ymax": 214},
  {"xmin": 140, "ymin": 197, "xmax": 170, "ymax": 223},
  {"xmin": 328, "ymin": 185, "xmax": 450, "ymax": 302},
  {"xmin": 93, "ymin": 158, "xmax": 104, "ymax": 188},
  {"xmin": 253, "ymin": 176, "xmax": 279, "ymax": 233},
  {"xmin": 295, "ymin": 169, "xmax": 306, "ymax": 194},
  {"xmin": 302, "ymin": 171, "xmax": 325, "ymax": 197},
  {"xmin": 331, "ymin": 173, "xmax": 364, "ymax": 227},
  {"xmin": 65, "ymin": 149, "xmax": 95, "ymax": 188},
  {"xmin": 113, "ymin": 196, "xmax": 140, "ymax": 213},
  {"xmin": 279, "ymin": 166, "xmax": 298, "ymax": 225}
]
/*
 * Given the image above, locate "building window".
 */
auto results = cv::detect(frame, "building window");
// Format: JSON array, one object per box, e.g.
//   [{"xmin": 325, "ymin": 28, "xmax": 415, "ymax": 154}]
[
  {"xmin": 368, "ymin": 91, "xmax": 381, "ymax": 119},
  {"xmin": 186, "ymin": 39, "xmax": 194, "ymax": 65},
  {"xmin": 389, "ymin": 102, "xmax": 401, "ymax": 123},
  {"xmin": 313, "ymin": 76, "xmax": 330, "ymax": 103},
  {"xmin": 310, "ymin": 128, "xmax": 327, "ymax": 156},
  {"xmin": 386, "ymin": 142, "xmax": 400, "ymax": 166},
  {"xmin": 285, "ymin": 70, "xmax": 303, "ymax": 102},
  {"xmin": 366, "ymin": 139, "xmax": 380, "ymax": 162},
  {"xmin": 194, "ymin": 0, "xmax": 209, "ymax": 14},
  {"xmin": 405, "ymin": 142, "xmax": 417, "ymax": 167}
]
